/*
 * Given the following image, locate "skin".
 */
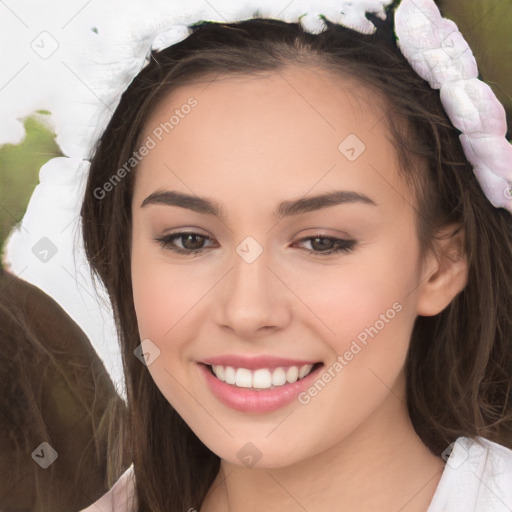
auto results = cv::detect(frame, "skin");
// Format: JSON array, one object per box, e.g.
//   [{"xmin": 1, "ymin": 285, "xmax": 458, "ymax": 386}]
[{"xmin": 130, "ymin": 65, "xmax": 468, "ymax": 512}]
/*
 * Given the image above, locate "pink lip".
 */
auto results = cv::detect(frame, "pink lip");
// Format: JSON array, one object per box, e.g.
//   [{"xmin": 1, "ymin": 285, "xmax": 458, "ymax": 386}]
[
  {"xmin": 198, "ymin": 362, "xmax": 323, "ymax": 413},
  {"xmin": 201, "ymin": 354, "xmax": 319, "ymax": 370}
]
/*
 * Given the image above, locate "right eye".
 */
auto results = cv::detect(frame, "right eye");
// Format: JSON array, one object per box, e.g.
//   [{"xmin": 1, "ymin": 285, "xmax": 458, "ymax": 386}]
[{"xmin": 153, "ymin": 231, "xmax": 217, "ymax": 255}]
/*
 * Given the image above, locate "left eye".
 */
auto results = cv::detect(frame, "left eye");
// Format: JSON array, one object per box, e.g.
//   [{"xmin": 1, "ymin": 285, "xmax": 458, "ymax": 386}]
[
  {"xmin": 154, "ymin": 232, "xmax": 217, "ymax": 255},
  {"xmin": 153, "ymin": 232, "xmax": 356, "ymax": 257},
  {"xmin": 295, "ymin": 235, "xmax": 356, "ymax": 255}
]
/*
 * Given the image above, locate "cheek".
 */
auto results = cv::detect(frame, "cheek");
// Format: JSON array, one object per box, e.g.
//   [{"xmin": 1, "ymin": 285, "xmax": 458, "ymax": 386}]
[
  {"xmin": 130, "ymin": 238, "xmax": 218, "ymax": 400},
  {"xmin": 288, "ymin": 254, "xmax": 417, "ymax": 349},
  {"xmin": 131, "ymin": 265, "xmax": 184, "ymax": 339},
  {"xmin": 131, "ymin": 234, "xmax": 208, "ymax": 340},
  {"xmin": 285, "ymin": 237, "xmax": 421, "ymax": 402},
  {"xmin": 131, "ymin": 248, "xmax": 196, "ymax": 407}
]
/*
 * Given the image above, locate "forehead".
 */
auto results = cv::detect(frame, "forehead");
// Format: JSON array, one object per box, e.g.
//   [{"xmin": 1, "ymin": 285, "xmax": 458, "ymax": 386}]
[{"xmin": 133, "ymin": 65, "xmax": 410, "ymax": 218}]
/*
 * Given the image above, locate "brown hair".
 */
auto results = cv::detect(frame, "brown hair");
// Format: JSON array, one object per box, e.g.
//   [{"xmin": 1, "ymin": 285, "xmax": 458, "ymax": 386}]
[
  {"xmin": 80, "ymin": 10, "xmax": 512, "ymax": 512},
  {"xmin": 0, "ymin": 267, "xmax": 131, "ymax": 510}
]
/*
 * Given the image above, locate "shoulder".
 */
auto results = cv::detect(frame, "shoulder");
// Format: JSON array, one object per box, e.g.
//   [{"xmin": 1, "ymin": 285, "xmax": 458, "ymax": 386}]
[
  {"xmin": 428, "ymin": 436, "xmax": 512, "ymax": 512},
  {"xmin": 79, "ymin": 464, "xmax": 136, "ymax": 512}
]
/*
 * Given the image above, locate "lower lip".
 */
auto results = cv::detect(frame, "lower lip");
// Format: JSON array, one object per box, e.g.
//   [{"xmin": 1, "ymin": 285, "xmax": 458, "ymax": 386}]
[{"xmin": 198, "ymin": 363, "xmax": 323, "ymax": 413}]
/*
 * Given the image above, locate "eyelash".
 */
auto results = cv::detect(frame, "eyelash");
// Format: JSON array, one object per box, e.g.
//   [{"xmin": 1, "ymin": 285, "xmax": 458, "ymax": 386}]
[{"xmin": 153, "ymin": 231, "xmax": 357, "ymax": 257}]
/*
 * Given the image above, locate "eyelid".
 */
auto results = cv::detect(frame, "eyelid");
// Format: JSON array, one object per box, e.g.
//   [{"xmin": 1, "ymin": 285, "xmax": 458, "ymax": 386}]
[
  {"xmin": 154, "ymin": 229, "xmax": 357, "ymax": 257},
  {"xmin": 294, "ymin": 234, "xmax": 356, "ymax": 254}
]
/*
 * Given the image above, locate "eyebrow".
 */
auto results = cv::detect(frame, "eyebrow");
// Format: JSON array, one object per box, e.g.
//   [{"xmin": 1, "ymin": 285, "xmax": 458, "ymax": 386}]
[{"xmin": 140, "ymin": 189, "xmax": 377, "ymax": 219}]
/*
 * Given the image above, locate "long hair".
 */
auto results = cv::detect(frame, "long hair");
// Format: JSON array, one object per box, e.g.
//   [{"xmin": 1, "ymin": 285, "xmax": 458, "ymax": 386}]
[
  {"xmin": 0, "ymin": 267, "xmax": 131, "ymax": 510},
  {"xmin": 80, "ymin": 10, "xmax": 512, "ymax": 511}
]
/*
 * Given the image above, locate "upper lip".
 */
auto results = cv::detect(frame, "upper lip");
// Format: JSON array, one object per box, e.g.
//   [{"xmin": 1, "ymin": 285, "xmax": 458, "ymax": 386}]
[{"xmin": 200, "ymin": 355, "xmax": 320, "ymax": 370}]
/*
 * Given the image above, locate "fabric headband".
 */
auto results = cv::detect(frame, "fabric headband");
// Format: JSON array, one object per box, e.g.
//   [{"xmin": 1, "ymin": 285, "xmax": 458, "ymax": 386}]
[{"xmin": 53, "ymin": 0, "xmax": 512, "ymax": 214}]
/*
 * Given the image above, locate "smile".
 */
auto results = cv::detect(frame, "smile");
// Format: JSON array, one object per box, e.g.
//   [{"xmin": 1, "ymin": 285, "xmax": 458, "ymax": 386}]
[
  {"xmin": 198, "ymin": 361, "xmax": 324, "ymax": 413},
  {"xmin": 208, "ymin": 363, "xmax": 319, "ymax": 389}
]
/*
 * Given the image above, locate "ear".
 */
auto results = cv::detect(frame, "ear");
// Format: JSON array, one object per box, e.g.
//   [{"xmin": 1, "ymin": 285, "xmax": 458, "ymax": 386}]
[{"xmin": 416, "ymin": 223, "xmax": 468, "ymax": 316}]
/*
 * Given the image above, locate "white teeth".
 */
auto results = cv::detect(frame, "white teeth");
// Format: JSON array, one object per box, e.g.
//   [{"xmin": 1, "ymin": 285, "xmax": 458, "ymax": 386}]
[
  {"xmin": 210, "ymin": 363, "xmax": 315, "ymax": 389},
  {"xmin": 235, "ymin": 368, "xmax": 253, "ymax": 388},
  {"xmin": 272, "ymin": 367, "xmax": 287, "ymax": 386},
  {"xmin": 252, "ymin": 368, "xmax": 272, "ymax": 389},
  {"xmin": 286, "ymin": 366, "xmax": 299, "ymax": 383},
  {"xmin": 224, "ymin": 366, "xmax": 236, "ymax": 385},
  {"xmin": 214, "ymin": 365, "xmax": 225, "ymax": 382},
  {"xmin": 299, "ymin": 365, "xmax": 311, "ymax": 379}
]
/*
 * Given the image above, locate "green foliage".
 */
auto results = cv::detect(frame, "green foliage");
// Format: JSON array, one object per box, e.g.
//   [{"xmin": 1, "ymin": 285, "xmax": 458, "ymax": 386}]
[{"xmin": 0, "ymin": 114, "xmax": 62, "ymax": 262}]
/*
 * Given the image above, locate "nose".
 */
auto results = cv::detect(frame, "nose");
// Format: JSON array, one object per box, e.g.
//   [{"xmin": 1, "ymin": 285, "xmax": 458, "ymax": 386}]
[{"xmin": 213, "ymin": 245, "xmax": 292, "ymax": 338}]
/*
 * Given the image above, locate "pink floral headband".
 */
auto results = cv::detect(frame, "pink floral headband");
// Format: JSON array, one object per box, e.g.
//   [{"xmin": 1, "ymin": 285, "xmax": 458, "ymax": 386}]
[
  {"xmin": 395, "ymin": 0, "xmax": 512, "ymax": 213},
  {"xmin": 60, "ymin": 0, "xmax": 512, "ymax": 214}
]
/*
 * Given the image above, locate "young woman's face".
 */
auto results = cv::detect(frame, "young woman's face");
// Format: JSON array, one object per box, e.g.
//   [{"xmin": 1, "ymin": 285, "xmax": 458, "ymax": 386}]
[{"xmin": 130, "ymin": 66, "xmax": 431, "ymax": 467}]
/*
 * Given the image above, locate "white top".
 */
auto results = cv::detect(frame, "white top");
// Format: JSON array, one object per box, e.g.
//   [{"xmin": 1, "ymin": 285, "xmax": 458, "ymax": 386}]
[{"xmin": 80, "ymin": 436, "xmax": 512, "ymax": 511}]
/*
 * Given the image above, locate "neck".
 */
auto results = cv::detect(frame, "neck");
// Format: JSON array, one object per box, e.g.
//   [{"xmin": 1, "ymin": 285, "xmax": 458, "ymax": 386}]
[{"xmin": 201, "ymin": 372, "xmax": 446, "ymax": 512}]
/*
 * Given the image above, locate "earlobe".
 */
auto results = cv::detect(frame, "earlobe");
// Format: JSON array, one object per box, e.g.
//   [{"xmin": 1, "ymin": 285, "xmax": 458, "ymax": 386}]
[{"xmin": 416, "ymin": 225, "xmax": 468, "ymax": 317}]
